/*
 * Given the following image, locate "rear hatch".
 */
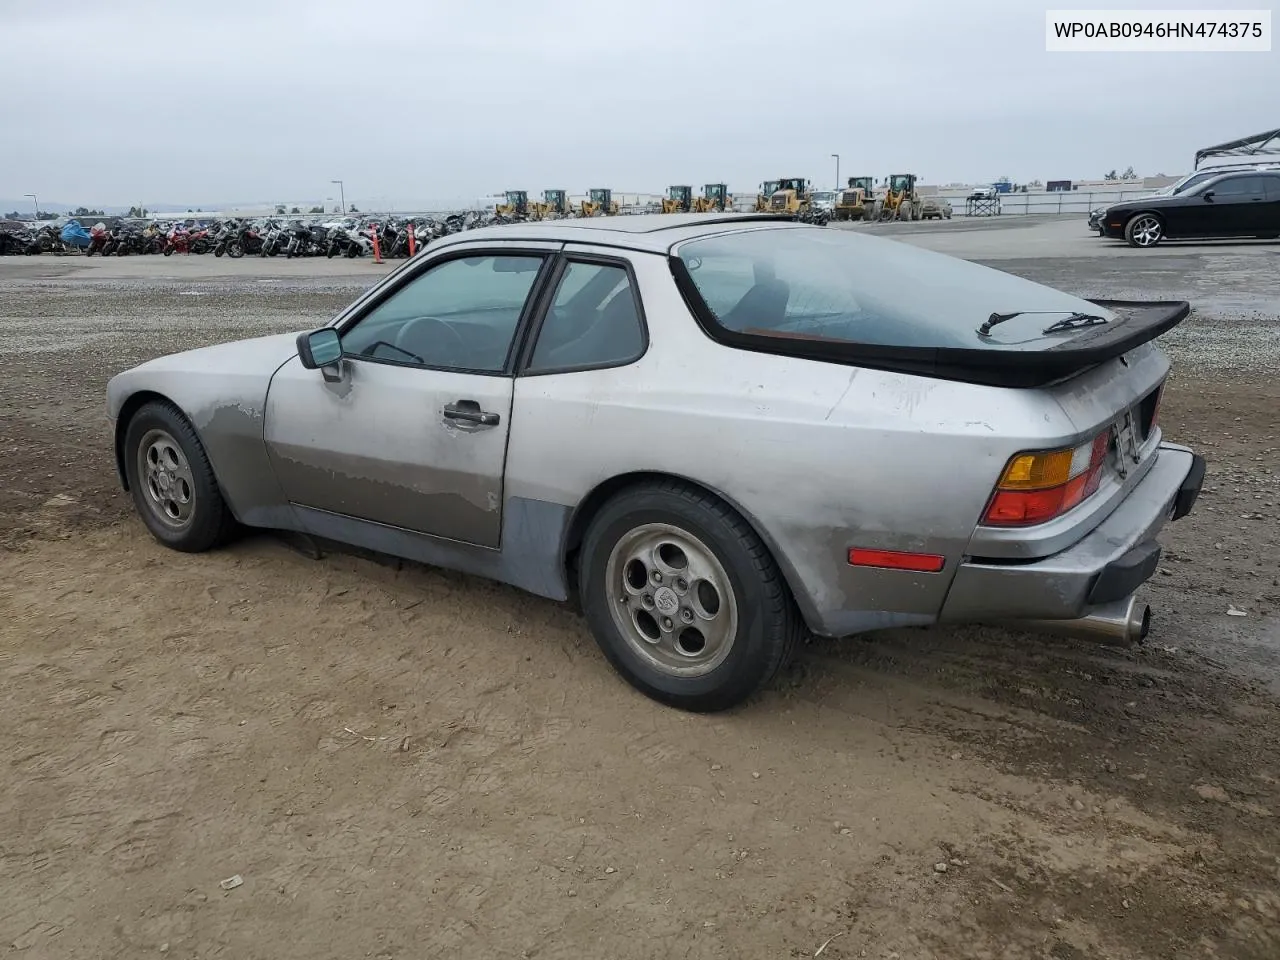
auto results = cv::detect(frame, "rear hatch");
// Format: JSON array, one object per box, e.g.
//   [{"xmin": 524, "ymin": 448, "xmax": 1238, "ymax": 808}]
[{"xmin": 668, "ymin": 226, "xmax": 1189, "ymax": 389}]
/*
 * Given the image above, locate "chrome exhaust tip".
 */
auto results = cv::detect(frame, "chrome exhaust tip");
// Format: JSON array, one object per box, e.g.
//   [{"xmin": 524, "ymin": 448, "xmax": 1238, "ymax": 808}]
[{"xmin": 1020, "ymin": 595, "xmax": 1151, "ymax": 647}]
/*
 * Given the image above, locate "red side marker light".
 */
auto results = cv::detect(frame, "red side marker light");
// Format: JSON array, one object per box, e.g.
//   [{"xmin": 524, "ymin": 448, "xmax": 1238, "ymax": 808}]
[{"xmin": 848, "ymin": 548, "xmax": 945, "ymax": 573}]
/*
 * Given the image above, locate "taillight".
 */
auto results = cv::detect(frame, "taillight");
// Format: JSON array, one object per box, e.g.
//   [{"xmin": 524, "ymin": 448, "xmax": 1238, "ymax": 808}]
[{"xmin": 983, "ymin": 431, "xmax": 1110, "ymax": 527}]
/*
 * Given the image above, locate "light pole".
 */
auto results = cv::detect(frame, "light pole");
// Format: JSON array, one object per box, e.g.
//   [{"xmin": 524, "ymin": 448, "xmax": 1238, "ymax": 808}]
[
  {"xmin": 830, "ymin": 155, "xmax": 840, "ymax": 191},
  {"xmin": 24, "ymin": 193, "xmax": 39, "ymax": 218},
  {"xmin": 331, "ymin": 180, "xmax": 346, "ymax": 214}
]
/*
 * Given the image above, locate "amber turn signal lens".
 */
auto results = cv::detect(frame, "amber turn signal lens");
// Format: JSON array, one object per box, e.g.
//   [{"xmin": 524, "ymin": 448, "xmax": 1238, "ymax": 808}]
[{"xmin": 998, "ymin": 449, "xmax": 1076, "ymax": 490}]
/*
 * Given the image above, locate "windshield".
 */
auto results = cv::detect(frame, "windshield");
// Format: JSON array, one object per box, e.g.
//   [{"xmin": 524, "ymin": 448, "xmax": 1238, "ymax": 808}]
[
  {"xmin": 1168, "ymin": 171, "xmax": 1214, "ymax": 194},
  {"xmin": 674, "ymin": 227, "xmax": 1111, "ymax": 352}
]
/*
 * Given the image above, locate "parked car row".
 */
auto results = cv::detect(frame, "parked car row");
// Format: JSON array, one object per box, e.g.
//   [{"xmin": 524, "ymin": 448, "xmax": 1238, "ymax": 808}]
[{"xmin": 1088, "ymin": 163, "xmax": 1280, "ymax": 248}]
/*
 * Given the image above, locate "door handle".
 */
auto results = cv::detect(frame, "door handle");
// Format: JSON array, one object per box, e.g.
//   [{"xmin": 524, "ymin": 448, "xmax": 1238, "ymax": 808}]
[{"xmin": 443, "ymin": 400, "xmax": 500, "ymax": 426}]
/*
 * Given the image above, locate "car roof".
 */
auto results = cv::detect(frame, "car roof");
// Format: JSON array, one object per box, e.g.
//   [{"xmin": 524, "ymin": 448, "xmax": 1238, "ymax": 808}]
[{"xmin": 430, "ymin": 213, "xmax": 807, "ymax": 254}]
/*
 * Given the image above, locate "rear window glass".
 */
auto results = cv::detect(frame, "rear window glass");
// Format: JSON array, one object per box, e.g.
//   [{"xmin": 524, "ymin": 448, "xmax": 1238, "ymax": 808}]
[{"xmin": 674, "ymin": 227, "xmax": 1108, "ymax": 352}]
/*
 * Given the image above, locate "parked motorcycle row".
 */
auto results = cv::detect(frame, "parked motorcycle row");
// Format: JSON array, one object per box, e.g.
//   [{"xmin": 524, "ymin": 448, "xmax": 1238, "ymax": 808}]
[{"xmin": 0, "ymin": 210, "xmax": 511, "ymax": 259}]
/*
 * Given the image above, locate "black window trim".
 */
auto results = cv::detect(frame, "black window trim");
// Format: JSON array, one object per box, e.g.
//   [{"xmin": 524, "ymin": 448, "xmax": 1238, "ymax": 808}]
[
  {"xmin": 515, "ymin": 251, "xmax": 650, "ymax": 377},
  {"xmin": 333, "ymin": 245, "xmax": 560, "ymax": 378}
]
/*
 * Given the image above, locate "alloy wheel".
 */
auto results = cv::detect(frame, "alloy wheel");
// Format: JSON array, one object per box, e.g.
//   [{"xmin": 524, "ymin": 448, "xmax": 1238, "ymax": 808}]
[
  {"xmin": 136, "ymin": 428, "xmax": 196, "ymax": 529},
  {"xmin": 1130, "ymin": 215, "xmax": 1162, "ymax": 247},
  {"xmin": 605, "ymin": 522, "xmax": 738, "ymax": 678}
]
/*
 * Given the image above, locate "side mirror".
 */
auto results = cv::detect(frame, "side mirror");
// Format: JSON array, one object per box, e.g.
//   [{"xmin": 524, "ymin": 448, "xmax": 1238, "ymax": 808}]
[
  {"xmin": 297, "ymin": 327, "xmax": 342, "ymax": 370},
  {"xmin": 1202, "ymin": 191, "xmax": 1215, "ymax": 202}
]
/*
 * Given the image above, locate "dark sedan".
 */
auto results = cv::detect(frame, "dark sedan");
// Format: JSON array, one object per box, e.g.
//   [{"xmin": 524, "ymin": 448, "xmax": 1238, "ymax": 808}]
[{"xmin": 1100, "ymin": 171, "xmax": 1280, "ymax": 248}]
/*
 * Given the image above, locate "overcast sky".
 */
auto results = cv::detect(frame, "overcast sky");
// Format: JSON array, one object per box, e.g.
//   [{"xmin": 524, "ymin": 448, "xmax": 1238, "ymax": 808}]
[{"xmin": 1, "ymin": 0, "xmax": 1276, "ymax": 208}]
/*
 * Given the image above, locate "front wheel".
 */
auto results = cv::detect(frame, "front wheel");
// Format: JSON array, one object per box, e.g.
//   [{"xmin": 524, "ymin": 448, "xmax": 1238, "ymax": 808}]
[
  {"xmin": 1125, "ymin": 213, "xmax": 1163, "ymax": 248},
  {"xmin": 123, "ymin": 401, "xmax": 237, "ymax": 552},
  {"xmin": 578, "ymin": 481, "xmax": 802, "ymax": 712}
]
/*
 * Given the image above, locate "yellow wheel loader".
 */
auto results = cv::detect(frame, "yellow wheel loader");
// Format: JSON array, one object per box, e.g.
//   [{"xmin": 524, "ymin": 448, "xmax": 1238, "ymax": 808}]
[
  {"xmin": 754, "ymin": 181, "xmax": 780, "ymax": 212},
  {"xmin": 693, "ymin": 183, "xmax": 730, "ymax": 212},
  {"xmin": 833, "ymin": 176, "xmax": 876, "ymax": 221},
  {"xmin": 494, "ymin": 190, "xmax": 529, "ymax": 220},
  {"xmin": 767, "ymin": 177, "xmax": 812, "ymax": 214},
  {"xmin": 662, "ymin": 186, "xmax": 694, "ymax": 213},
  {"xmin": 580, "ymin": 188, "xmax": 618, "ymax": 217},
  {"xmin": 877, "ymin": 174, "xmax": 924, "ymax": 222}
]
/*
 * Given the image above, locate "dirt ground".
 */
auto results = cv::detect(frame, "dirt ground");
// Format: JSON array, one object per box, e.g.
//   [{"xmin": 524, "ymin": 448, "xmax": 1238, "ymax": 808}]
[{"xmin": 2, "ymin": 233, "xmax": 1279, "ymax": 959}]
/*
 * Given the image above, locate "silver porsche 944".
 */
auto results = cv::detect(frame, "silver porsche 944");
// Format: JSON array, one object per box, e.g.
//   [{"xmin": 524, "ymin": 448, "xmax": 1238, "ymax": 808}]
[{"xmin": 106, "ymin": 214, "xmax": 1205, "ymax": 711}]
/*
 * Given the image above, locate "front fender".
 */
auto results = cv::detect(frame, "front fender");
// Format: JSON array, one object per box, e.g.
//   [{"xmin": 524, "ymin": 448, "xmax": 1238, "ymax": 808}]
[{"xmin": 107, "ymin": 334, "xmax": 302, "ymax": 527}]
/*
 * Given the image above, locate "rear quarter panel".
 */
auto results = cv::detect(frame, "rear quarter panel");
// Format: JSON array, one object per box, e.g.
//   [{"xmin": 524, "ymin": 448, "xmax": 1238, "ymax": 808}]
[{"xmin": 508, "ymin": 251, "xmax": 1085, "ymax": 637}]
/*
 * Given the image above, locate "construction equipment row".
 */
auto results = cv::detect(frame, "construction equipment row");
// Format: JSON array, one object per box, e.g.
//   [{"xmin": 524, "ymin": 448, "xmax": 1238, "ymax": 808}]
[
  {"xmin": 491, "ymin": 175, "xmax": 945, "ymax": 222},
  {"xmin": 492, "ymin": 185, "xmax": 733, "ymax": 220}
]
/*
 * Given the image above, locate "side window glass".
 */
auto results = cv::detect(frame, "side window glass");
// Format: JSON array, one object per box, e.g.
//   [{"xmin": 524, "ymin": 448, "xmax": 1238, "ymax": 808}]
[
  {"xmin": 527, "ymin": 262, "xmax": 645, "ymax": 371},
  {"xmin": 340, "ymin": 254, "xmax": 543, "ymax": 372},
  {"xmin": 1211, "ymin": 176, "xmax": 1262, "ymax": 197}
]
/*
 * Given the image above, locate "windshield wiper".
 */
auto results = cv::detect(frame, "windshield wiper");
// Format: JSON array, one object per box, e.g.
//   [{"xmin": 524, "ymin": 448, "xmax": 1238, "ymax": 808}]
[
  {"xmin": 1041, "ymin": 313, "xmax": 1107, "ymax": 334},
  {"xmin": 978, "ymin": 310, "xmax": 1108, "ymax": 337}
]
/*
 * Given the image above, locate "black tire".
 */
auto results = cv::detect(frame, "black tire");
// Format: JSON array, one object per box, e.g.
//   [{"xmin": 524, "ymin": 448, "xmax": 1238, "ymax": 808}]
[
  {"xmin": 577, "ymin": 480, "xmax": 802, "ymax": 712},
  {"xmin": 123, "ymin": 401, "xmax": 237, "ymax": 553},
  {"xmin": 228, "ymin": 241, "xmax": 244, "ymax": 258}
]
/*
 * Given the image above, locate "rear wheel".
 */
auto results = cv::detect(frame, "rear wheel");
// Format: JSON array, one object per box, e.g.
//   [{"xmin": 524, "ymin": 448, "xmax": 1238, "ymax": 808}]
[
  {"xmin": 578, "ymin": 481, "xmax": 801, "ymax": 712},
  {"xmin": 123, "ymin": 401, "xmax": 237, "ymax": 552},
  {"xmin": 1125, "ymin": 214, "xmax": 1163, "ymax": 248}
]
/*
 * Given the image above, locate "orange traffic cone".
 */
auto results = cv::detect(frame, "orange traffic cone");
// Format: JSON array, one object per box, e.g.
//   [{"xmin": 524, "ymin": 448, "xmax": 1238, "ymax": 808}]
[
  {"xmin": 407, "ymin": 223, "xmax": 415, "ymax": 257},
  {"xmin": 370, "ymin": 224, "xmax": 383, "ymax": 264}
]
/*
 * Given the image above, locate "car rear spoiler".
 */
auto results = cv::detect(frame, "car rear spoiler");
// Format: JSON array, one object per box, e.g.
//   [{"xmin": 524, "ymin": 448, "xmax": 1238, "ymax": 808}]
[
  {"xmin": 848, "ymin": 298, "xmax": 1189, "ymax": 388},
  {"xmin": 903, "ymin": 297, "xmax": 1189, "ymax": 387}
]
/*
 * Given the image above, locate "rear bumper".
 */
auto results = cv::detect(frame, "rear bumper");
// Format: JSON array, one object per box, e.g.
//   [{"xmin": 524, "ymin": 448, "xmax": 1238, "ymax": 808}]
[{"xmin": 939, "ymin": 444, "xmax": 1204, "ymax": 623}]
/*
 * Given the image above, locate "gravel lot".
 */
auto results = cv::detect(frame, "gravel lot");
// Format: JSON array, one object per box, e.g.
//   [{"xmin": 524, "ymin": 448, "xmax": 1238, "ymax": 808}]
[{"xmin": 2, "ymin": 220, "xmax": 1279, "ymax": 959}]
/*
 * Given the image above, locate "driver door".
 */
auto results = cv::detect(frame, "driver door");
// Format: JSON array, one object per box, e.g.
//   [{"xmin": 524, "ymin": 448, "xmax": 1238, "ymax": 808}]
[
  {"xmin": 263, "ymin": 243, "xmax": 559, "ymax": 548},
  {"xmin": 1199, "ymin": 175, "xmax": 1268, "ymax": 236}
]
